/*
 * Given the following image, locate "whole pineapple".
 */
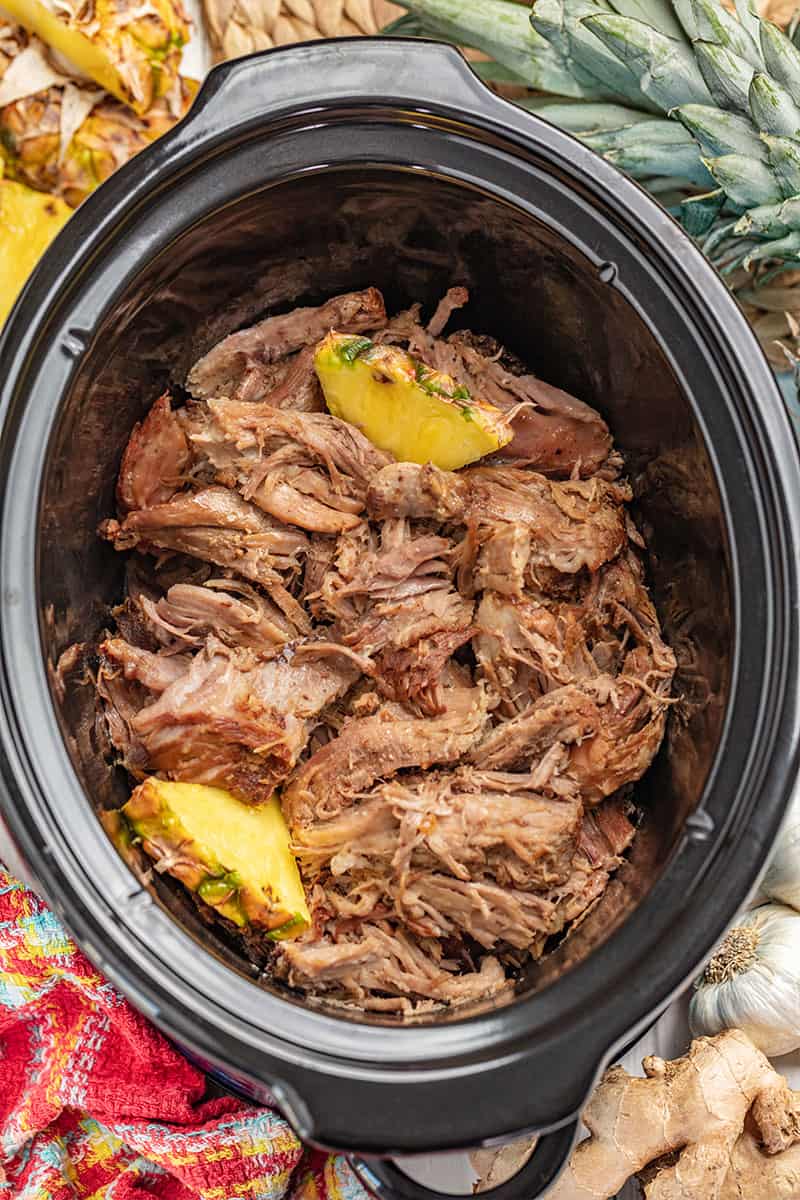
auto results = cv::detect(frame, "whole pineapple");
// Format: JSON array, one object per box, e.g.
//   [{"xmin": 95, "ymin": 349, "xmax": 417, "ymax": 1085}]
[{"xmin": 389, "ymin": 0, "xmax": 800, "ymax": 273}]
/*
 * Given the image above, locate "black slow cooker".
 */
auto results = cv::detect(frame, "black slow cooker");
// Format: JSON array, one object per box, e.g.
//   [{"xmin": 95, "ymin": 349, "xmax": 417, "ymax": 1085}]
[{"xmin": 1, "ymin": 37, "xmax": 800, "ymax": 1200}]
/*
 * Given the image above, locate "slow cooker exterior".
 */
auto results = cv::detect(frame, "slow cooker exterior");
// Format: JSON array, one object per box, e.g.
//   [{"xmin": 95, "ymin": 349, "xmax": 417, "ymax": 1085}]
[{"xmin": 1, "ymin": 38, "xmax": 800, "ymax": 1195}]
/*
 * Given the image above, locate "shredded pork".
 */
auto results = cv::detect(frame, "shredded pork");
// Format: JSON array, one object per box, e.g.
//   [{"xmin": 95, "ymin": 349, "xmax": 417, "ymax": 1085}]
[{"xmin": 81, "ymin": 285, "xmax": 675, "ymax": 1014}]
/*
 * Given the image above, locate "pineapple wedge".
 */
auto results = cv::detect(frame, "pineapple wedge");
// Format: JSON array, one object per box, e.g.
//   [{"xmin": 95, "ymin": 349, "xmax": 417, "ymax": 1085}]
[
  {"xmin": 121, "ymin": 779, "xmax": 310, "ymax": 938},
  {"xmin": 1, "ymin": 0, "xmax": 190, "ymax": 115},
  {"xmin": 0, "ymin": 166, "xmax": 70, "ymax": 324},
  {"xmin": 314, "ymin": 332, "xmax": 514, "ymax": 470}
]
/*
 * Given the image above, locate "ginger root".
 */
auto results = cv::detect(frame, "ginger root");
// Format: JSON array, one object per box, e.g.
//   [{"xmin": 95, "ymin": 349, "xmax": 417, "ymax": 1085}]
[{"xmin": 548, "ymin": 1029, "xmax": 800, "ymax": 1199}]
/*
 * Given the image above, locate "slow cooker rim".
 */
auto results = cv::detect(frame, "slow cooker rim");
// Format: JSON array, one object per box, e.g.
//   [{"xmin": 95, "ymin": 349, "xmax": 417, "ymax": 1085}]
[{"xmin": 1, "ymin": 40, "xmax": 799, "ymax": 1151}]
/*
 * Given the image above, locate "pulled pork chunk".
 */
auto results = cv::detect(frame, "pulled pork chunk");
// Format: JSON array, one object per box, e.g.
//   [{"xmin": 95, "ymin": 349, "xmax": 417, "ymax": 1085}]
[
  {"xmin": 277, "ymin": 921, "xmax": 508, "ymax": 1013},
  {"xmin": 294, "ymin": 768, "xmax": 582, "ymax": 892},
  {"xmin": 283, "ymin": 684, "xmax": 490, "ymax": 828},
  {"xmin": 100, "ymin": 486, "xmax": 309, "ymax": 587},
  {"xmin": 547, "ymin": 796, "xmax": 636, "ymax": 927},
  {"xmin": 345, "ymin": 590, "xmax": 469, "ymax": 654},
  {"xmin": 474, "ymin": 685, "xmax": 601, "ymax": 774},
  {"xmin": 473, "ymin": 588, "xmax": 604, "ymax": 714},
  {"xmin": 85, "ymin": 283, "xmax": 674, "ymax": 1015},
  {"xmin": 467, "ymin": 468, "xmax": 630, "ymax": 576},
  {"xmin": 117, "ymin": 393, "xmax": 191, "ymax": 514},
  {"xmin": 187, "ymin": 401, "xmax": 391, "ymax": 534},
  {"xmin": 566, "ymin": 650, "xmax": 673, "ymax": 805},
  {"xmin": 187, "ymin": 287, "xmax": 387, "ymax": 400},
  {"xmin": 109, "ymin": 637, "xmax": 359, "ymax": 802},
  {"xmin": 473, "ymin": 551, "xmax": 675, "ymax": 803},
  {"xmin": 314, "ymin": 519, "xmax": 475, "ymax": 713},
  {"xmin": 222, "ymin": 345, "xmax": 325, "ymax": 410},
  {"xmin": 374, "ymin": 626, "xmax": 475, "ymax": 716},
  {"xmin": 474, "ymin": 663, "xmax": 672, "ymax": 806},
  {"xmin": 139, "ymin": 580, "xmax": 302, "ymax": 652},
  {"xmin": 101, "ymin": 637, "xmax": 192, "ymax": 693},
  {"xmin": 95, "ymin": 643, "xmax": 169, "ymax": 776},
  {"xmin": 367, "ymin": 461, "xmax": 468, "ymax": 523},
  {"xmin": 367, "ymin": 463, "xmax": 629, "ymax": 576},
  {"xmin": 473, "ymin": 524, "xmax": 530, "ymax": 597},
  {"xmin": 427, "ymin": 285, "xmax": 469, "ymax": 337},
  {"xmin": 396, "ymin": 873, "xmax": 558, "ymax": 950}
]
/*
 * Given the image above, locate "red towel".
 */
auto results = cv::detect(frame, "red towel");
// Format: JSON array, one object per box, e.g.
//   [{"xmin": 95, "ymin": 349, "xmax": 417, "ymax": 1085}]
[{"xmin": 0, "ymin": 867, "xmax": 370, "ymax": 1200}]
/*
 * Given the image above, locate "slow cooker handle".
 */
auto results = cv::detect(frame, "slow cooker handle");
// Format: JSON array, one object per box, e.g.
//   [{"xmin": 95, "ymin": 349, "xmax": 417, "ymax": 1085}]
[
  {"xmin": 170, "ymin": 37, "xmax": 516, "ymax": 147},
  {"xmin": 347, "ymin": 1121, "xmax": 579, "ymax": 1200}
]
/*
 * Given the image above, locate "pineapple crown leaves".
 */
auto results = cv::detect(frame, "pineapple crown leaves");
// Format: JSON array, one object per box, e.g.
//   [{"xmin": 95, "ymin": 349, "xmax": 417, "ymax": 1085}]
[
  {"xmin": 390, "ymin": 0, "xmax": 591, "ymax": 97},
  {"xmin": 536, "ymin": 0, "xmax": 800, "ymax": 259},
  {"xmin": 390, "ymin": 0, "xmax": 800, "ymax": 266}
]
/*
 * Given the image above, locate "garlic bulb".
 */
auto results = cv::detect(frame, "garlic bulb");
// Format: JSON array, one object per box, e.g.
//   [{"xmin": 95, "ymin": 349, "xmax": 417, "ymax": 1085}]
[
  {"xmin": 759, "ymin": 786, "xmax": 800, "ymax": 911},
  {"xmin": 690, "ymin": 903, "xmax": 800, "ymax": 1057}
]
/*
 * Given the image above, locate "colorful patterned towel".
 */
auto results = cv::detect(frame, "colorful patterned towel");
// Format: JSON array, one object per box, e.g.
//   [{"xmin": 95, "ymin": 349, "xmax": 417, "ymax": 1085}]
[{"xmin": 0, "ymin": 868, "xmax": 370, "ymax": 1200}]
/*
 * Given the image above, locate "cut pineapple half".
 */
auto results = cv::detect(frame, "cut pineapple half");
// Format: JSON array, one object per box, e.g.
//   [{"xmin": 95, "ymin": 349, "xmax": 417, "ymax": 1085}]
[
  {"xmin": 314, "ymin": 332, "xmax": 514, "ymax": 470},
  {"xmin": 0, "ymin": 73, "xmax": 198, "ymax": 208},
  {"xmin": 121, "ymin": 779, "xmax": 310, "ymax": 938},
  {"xmin": 0, "ymin": 167, "xmax": 70, "ymax": 325},
  {"xmin": 1, "ymin": 0, "xmax": 190, "ymax": 115}
]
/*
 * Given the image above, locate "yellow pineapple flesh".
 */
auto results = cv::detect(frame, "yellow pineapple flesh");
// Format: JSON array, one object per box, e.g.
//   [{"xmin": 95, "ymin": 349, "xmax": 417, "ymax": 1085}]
[
  {"xmin": 0, "ymin": 164, "xmax": 70, "ymax": 324},
  {"xmin": 315, "ymin": 331, "xmax": 514, "ymax": 470},
  {"xmin": 1, "ymin": 0, "xmax": 191, "ymax": 115},
  {"xmin": 121, "ymin": 779, "xmax": 310, "ymax": 938},
  {"xmin": 0, "ymin": 21, "xmax": 196, "ymax": 205}
]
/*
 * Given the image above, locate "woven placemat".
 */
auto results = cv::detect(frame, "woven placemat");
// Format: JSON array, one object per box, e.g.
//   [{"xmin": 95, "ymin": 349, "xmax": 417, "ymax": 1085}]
[{"xmin": 204, "ymin": 0, "xmax": 403, "ymax": 62}]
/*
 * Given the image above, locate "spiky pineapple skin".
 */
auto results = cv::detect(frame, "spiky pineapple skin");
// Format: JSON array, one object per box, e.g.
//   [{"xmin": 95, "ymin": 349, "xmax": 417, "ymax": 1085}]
[
  {"xmin": 1, "ymin": 0, "xmax": 191, "ymax": 116},
  {"xmin": 0, "ymin": 24, "xmax": 196, "ymax": 206},
  {"xmin": 0, "ymin": 81, "xmax": 195, "ymax": 207}
]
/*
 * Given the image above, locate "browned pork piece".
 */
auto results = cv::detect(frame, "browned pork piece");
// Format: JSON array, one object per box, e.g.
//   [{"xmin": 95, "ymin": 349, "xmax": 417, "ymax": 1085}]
[
  {"xmin": 101, "ymin": 636, "xmax": 359, "ymax": 802},
  {"xmin": 101, "ymin": 486, "xmax": 309, "ymax": 587},
  {"xmin": 117, "ymin": 392, "xmax": 191, "ymax": 514},
  {"xmin": 283, "ymin": 684, "xmax": 491, "ymax": 828},
  {"xmin": 187, "ymin": 287, "xmax": 387, "ymax": 401},
  {"xmin": 196, "ymin": 345, "xmax": 324, "ymax": 411},
  {"xmin": 365, "ymin": 461, "xmax": 467, "ymax": 523},
  {"xmin": 86, "ymin": 282, "xmax": 674, "ymax": 1015},
  {"xmin": 367, "ymin": 462, "xmax": 630, "ymax": 577},
  {"xmin": 376, "ymin": 288, "xmax": 613, "ymax": 477},
  {"xmin": 547, "ymin": 796, "xmax": 636, "ymax": 927}
]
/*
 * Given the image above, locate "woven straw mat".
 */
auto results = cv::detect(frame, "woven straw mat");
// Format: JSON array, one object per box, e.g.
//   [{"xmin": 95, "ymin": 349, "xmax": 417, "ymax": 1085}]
[{"xmin": 204, "ymin": 0, "xmax": 404, "ymax": 62}]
